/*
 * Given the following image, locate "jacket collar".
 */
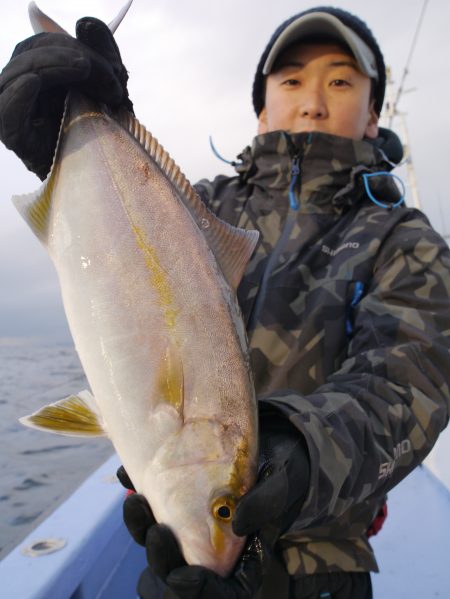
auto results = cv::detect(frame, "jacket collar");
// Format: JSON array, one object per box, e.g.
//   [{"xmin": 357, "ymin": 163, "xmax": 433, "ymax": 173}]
[{"xmin": 235, "ymin": 130, "xmax": 401, "ymax": 212}]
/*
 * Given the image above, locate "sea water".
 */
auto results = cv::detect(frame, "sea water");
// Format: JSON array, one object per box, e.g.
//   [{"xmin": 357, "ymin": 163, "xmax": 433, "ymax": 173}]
[{"xmin": 0, "ymin": 337, "xmax": 113, "ymax": 558}]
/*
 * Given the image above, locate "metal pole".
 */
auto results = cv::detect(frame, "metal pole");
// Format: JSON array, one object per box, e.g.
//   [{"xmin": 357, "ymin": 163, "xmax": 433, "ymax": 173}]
[
  {"xmin": 398, "ymin": 113, "xmax": 421, "ymax": 210},
  {"xmin": 381, "ymin": 67, "xmax": 421, "ymax": 210},
  {"xmin": 381, "ymin": 66, "xmax": 396, "ymax": 130},
  {"xmin": 380, "ymin": 0, "xmax": 430, "ymax": 210}
]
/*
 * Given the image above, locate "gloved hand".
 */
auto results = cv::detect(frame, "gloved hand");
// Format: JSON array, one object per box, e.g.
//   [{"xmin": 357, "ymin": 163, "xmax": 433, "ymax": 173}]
[
  {"xmin": 0, "ymin": 17, "xmax": 133, "ymax": 180},
  {"xmin": 233, "ymin": 413, "xmax": 311, "ymax": 547},
  {"xmin": 117, "ymin": 412, "xmax": 310, "ymax": 598},
  {"xmin": 117, "ymin": 470, "xmax": 269, "ymax": 599}
]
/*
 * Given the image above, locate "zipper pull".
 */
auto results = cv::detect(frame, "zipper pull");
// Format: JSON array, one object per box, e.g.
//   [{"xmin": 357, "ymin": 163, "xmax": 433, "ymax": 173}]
[
  {"xmin": 289, "ymin": 155, "xmax": 300, "ymax": 211},
  {"xmin": 345, "ymin": 281, "xmax": 365, "ymax": 336},
  {"xmin": 351, "ymin": 281, "xmax": 365, "ymax": 307}
]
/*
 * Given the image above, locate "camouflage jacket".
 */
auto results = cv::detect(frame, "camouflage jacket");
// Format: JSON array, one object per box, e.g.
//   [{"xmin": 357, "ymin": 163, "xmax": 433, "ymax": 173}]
[{"xmin": 195, "ymin": 130, "xmax": 450, "ymax": 577}]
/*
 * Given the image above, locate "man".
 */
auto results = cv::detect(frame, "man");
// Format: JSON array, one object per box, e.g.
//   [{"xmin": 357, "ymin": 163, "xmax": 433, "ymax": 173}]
[{"xmin": 1, "ymin": 6, "xmax": 449, "ymax": 599}]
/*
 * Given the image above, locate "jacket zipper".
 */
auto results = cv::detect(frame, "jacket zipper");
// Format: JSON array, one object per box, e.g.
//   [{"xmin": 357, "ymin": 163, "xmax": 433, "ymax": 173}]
[
  {"xmin": 247, "ymin": 142, "xmax": 304, "ymax": 332},
  {"xmin": 345, "ymin": 281, "xmax": 365, "ymax": 336},
  {"xmin": 289, "ymin": 154, "xmax": 301, "ymax": 211},
  {"xmin": 288, "ymin": 132, "xmax": 313, "ymax": 211}
]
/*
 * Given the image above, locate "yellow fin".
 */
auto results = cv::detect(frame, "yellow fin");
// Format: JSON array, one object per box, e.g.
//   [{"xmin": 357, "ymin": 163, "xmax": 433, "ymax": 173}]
[
  {"xmin": 12, "ymin": 162, "xmax": 59, "ymax": 245},
  {"xmin": 157, "ymin": 344, "xmax": 184, "ymax": 413},
  {"xmin": 19, "ymin": 390, "xmax": 107, "ymax": 437}
]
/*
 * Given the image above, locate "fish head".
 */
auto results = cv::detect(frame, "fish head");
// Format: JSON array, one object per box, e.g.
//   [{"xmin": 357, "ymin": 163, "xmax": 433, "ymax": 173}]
[
  {"xmin": 149, "ymin": 463, "xmax": 247, "ymax": 577},
  {"xmin": 144, "ymin": 421, "xmax": 257, "ymax": 577}
]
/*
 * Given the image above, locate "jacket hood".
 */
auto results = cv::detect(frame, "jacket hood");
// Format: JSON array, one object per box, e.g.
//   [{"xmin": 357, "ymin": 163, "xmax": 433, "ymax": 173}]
[{"xmin": 234, "ymin": 128, "xmax": 403, "ymax": 213}]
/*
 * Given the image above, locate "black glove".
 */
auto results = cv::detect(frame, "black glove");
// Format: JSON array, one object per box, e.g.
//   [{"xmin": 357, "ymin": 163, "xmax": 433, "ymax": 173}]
[
  {"xmin": 233, "ymin": 412, "xmax": 311, "ymax": 547},
  {"xmin": 0, "ymin": 17, "xmax": 133, "ymax": 180},
  {"xmin": 119, "ymin": 490, "xmax": 268, "ymax": 599},
  {"xmin": 117, "ymin": 412, "xmax": 310, "ymax": 598}
]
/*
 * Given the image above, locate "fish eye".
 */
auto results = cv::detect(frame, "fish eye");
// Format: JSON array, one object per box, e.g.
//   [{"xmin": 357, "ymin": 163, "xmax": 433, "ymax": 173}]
[
  {"xmin": 218, "ymin": 505, "xmax": 231, "ymax": 519},
  {"xmin": 212, "ymin": 496, "xmax": 235, "ymax": 523}
]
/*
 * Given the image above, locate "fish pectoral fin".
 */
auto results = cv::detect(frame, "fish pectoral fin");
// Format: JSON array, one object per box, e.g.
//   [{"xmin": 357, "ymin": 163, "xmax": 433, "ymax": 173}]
[
  {"xmin": 156, "ymin": 343, "xmax": 184, "ymax": 414},
  {"xmin": 19, "ymin": 390, "xmax": 108, "ymax": 437}
]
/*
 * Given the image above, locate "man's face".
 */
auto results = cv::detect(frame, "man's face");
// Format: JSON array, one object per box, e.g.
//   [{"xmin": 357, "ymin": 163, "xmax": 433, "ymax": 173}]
[{"xmin": 258, "ymin": 43, "xmax": 379, "ymax": 140}]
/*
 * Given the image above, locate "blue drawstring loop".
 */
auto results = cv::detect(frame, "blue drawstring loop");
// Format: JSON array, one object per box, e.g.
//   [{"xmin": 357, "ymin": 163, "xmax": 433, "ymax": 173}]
[
  {"xmin": 209, "ymin": 136, "xmax": 242, "ymax": 166},
  {"xmin": 289, "ymin": 155, "xmax": 300, "ymax": 211},
  {"xmin": 362, "ymin": 172, "xmax": 405, "ymax": 209}
]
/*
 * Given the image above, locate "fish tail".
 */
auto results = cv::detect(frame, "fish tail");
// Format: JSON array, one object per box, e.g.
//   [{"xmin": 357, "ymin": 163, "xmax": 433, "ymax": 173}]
[{"xmin": 28, "ymin": 1, "xmax": 134, "ymax": 35}]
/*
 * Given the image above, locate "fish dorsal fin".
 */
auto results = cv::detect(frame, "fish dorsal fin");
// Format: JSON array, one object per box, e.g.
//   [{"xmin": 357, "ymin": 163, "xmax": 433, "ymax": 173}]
[
  {"xmin": 117, "ymin": 110, "xmax": 259, "ymax": 290},
  {"xmin": 19, "ymin": 390, "xmax": 107, "ymax": 437}
]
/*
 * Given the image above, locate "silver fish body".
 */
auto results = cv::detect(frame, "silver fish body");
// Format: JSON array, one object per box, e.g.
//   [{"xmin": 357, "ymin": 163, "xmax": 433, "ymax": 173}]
[{"xmin": 16, "ymin": 91, "xmax": 259, "ymax": 575}]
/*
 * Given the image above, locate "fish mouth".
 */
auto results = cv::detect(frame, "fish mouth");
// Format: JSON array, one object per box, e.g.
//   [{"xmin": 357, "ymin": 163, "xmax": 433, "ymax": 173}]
[{"xmin": 181, "ymin": 529, "xmax": 244, "ymax": 578}]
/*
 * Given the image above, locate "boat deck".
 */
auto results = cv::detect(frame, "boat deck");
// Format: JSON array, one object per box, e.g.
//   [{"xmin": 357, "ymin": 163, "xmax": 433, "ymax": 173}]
[{"xmin": 1, "ymin": 454, "xmax": 449, "ymax": 598}]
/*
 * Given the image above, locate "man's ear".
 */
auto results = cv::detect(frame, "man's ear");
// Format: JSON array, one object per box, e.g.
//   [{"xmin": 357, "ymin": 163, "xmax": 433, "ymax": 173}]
[
  {"xmin": 364, "ymin": 103, "xmax": 379, "ymax": 139},
  {"xmin": 257, "ymin": 108, "xmax": 268, "ymax": 134}
]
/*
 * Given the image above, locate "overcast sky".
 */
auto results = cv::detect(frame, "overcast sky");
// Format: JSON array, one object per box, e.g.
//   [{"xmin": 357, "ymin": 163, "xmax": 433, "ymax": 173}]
[{"xmin": 0, "ymin": 0, "xmax": 449, "ymax": 341}]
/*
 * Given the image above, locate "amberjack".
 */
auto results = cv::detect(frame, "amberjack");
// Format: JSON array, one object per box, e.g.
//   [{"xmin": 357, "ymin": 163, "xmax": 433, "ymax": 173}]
[{"xmin": 16, "ymin": 1, "xmax": 258, "ymax": 576}]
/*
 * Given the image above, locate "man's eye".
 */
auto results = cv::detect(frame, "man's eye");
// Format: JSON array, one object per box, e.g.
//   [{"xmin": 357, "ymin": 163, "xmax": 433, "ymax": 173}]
[{"xmin": 330, "ymin": 79, "xmax": 350, "ymax": 87}]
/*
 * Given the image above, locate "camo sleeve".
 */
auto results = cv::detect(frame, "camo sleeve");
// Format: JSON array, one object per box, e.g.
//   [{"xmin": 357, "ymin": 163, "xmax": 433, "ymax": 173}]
[
  {"xmin": 194, "ymin": 175, "xmax": 243, "ymax": 216},
  {"xmin": 264, "ymin": 216, "xmax": 450, "ymax": 530}
]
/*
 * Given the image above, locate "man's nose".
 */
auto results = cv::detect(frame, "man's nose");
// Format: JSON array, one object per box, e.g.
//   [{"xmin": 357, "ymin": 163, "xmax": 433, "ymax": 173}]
[{"xmin": 299, "ymin": 88, "xmax": 328, "ymax": 119}]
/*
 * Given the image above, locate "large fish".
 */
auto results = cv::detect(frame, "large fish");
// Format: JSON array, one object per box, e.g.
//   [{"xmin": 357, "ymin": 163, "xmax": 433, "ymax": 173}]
[{"xmin": 15, "ymin": 1, "xmax": 259, "ymax": 576}]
